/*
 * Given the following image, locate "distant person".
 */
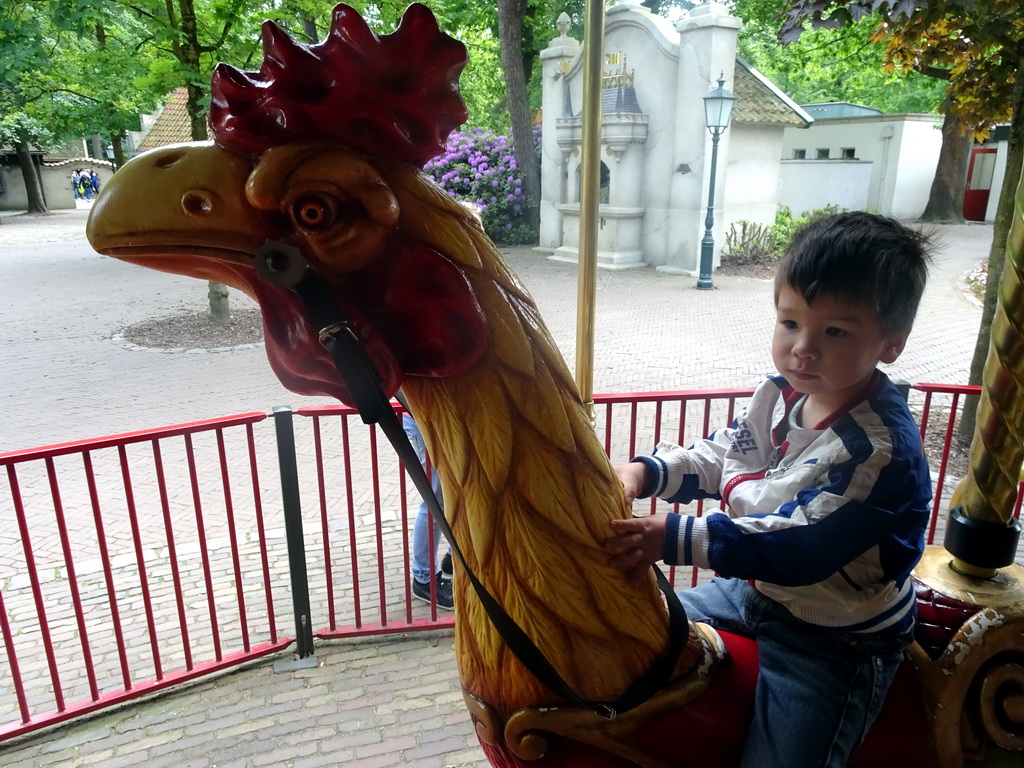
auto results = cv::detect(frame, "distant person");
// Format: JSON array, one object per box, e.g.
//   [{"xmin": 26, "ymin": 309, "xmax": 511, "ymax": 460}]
[
  {"xmin": 90, "ymin": 170, "xmax": 100, "ymax": 196},
  {"xmin": 71, "ymin": 169, "xmax": 82, "ymax": 200},
  {"xmin": 402, "ymin": 412, "xmax": 453, "ymax": 610},
  {"xmin": 79, "ymin": 170, "xmax": 94, "ymax": 200}
]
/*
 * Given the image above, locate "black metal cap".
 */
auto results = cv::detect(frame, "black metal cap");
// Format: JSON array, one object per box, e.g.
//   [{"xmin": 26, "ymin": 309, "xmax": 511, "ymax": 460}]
[{"xmin": 943, "ymin": 505, "xmax": 1022, "ymax": 570}]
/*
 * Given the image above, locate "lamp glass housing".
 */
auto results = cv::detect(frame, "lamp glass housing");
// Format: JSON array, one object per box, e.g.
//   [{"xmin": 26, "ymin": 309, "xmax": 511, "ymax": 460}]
[{"xmin": 703, "ymin": 76, "xmax": 736, "ymax": 131}]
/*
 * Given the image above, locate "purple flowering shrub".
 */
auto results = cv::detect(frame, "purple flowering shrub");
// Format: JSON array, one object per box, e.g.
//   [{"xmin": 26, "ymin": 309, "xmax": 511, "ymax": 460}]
[{"xmin": 424, "ymin": 127, "xmax": 539, "ymax": 245}]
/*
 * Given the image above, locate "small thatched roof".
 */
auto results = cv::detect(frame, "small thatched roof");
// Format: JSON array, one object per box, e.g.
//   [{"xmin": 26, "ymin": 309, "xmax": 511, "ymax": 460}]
[
  {"xmin": 732, "ymin": 60, "xmax": 812, "ymax": 129},
  {"xmin": 136, "ymin": 88, "xmax": 193, "ymax": 152}
]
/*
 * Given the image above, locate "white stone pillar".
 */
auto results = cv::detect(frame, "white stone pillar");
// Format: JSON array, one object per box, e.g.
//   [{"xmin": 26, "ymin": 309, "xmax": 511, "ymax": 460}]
[
  {"xmin": 662, "ymin": 3, "xmax": 740, "ymax": 275},
  {"xmin": 539, "ymin": 17, "xmax": 580, "ymax": 252}
]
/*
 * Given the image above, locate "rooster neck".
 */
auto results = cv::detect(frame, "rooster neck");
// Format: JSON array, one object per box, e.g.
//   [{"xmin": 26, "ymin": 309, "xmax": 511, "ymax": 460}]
[
  {"xmin": 398, "ymin": 256, "xmax": 700, "ymax": 715},
  {"xmin": 380, "ymin": 176, "xmax": 705, "ymax": 715}
]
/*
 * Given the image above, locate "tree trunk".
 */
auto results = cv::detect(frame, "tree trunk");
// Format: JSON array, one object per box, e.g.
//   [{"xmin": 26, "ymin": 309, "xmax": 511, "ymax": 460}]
[
  {"xmin": 90, "ymin": 134, "xmax": 104, "ymax": 161},
  {"xmin": 208, "ymin": 280, "xmax": 230, "ymax": 325},
  {"xmin": 110, "ymin": 131, "xmax": 125, "ymax": 170},
  {"xmin": 300, "ymin": 14, "xmax": 318, "ymax": 43},
  {"xmin": 497, "ymin": 0, "xmax": 541, "ymax": 236},
  {"xmin": 16, "ymin": 142, "xmax": 48, "ymax": 214},
  {"xmin": 921, "ymin": 102, "xmax": 971, "ymax": 222},
  {"xmin": 174, "ymin": 0, "xmax": 218, "ymax": 315},
  {"xmin": 958, "ymin": 54, "xmax": 1024, "ymax": 441}
]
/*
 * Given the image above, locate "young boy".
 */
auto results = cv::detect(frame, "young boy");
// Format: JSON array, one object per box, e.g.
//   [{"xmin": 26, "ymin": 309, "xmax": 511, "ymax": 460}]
[{"xmin": 605, "ymin": 212, "xmax": 933, "ymax": 768}]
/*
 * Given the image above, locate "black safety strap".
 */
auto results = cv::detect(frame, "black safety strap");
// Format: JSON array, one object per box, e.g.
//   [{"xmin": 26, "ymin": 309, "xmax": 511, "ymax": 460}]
[{"xmin": 259, "ymin": 243, "xmax": 689, "ymax": 719}]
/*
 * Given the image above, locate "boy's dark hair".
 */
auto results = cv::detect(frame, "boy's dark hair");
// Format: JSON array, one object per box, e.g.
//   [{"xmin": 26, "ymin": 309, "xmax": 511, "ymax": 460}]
[{"xmin": 775, "ymin": 211, "xmax": 932, "ymax": 334}]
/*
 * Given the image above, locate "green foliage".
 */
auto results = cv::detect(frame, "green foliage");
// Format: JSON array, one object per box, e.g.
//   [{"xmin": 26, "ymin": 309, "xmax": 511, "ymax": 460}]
[
  {"xmin": 455, "ymin": 25, "xmax": 509, "ymax": 132},
  {"xmin": 731, "ymin": 0, "xmax": 945, "ymax": 114},
  {"xmin": 773, "ymin": 203, "xmax": 843, "ymax": 244},
  {"xmin": 0, "ymin": 0, "xmax": 169, "ymax": 144},
  {"xmin": 780, "ymin": 0, "xmax": 1024, "ymax": 139},
  {"xmin": 722, "ymin": 204, "xmax": 842, "ymax": 266},
  {"xmin": 0, "ymin": 114, "xmax": 55, "ymax": 149}
]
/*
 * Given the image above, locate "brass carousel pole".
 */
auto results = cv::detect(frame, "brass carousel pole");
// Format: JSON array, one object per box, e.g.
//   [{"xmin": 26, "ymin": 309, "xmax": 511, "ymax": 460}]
[
  {"xmin": 944, "ymin": 166, "xmax": 1024, "ymax": 576},
  {"xmin": 575, "ymin": 0, "xmax": 605, "ymax": 421},
  {"xmin": 910, "ymin": 151, "xmax": 1024, "ymax": 767}
]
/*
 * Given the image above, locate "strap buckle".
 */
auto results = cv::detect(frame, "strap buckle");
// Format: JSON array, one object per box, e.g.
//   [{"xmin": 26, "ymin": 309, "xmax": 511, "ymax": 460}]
[{"xmin": 318, "ymin": 321, "xmax": 359, "ymax": 347}]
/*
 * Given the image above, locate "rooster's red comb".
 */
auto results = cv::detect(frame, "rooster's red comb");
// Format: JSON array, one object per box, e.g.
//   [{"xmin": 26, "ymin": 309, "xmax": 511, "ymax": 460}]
[{"xmin": 209, "ymin": 3, "xmax": 468, "ymax": 167}]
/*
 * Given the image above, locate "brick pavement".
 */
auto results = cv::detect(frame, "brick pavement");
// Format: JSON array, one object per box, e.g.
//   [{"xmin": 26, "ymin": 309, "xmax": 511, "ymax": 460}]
[{"xmin": 0, "ymin": 210, "xmax": 995, "ymax": 767}]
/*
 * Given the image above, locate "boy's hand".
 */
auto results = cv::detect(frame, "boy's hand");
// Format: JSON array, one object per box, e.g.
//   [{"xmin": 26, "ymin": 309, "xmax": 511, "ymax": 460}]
[
  {"xmin": 604, "ymin": 515, "xmax": 668, "ymax": 585},
  {"xmin": 614, "ymin": 461, "xmax": 648, "ymax": 505}
]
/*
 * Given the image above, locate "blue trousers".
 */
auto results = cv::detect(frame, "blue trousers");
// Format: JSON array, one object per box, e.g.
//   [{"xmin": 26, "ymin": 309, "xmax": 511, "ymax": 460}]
[
  {"xmin": 402, "ymin": 414, "xmax": 444, "ymax": 584},
  {"xmin": 680, "ymin": 577, "xmax": 908, "ymax": 768}
]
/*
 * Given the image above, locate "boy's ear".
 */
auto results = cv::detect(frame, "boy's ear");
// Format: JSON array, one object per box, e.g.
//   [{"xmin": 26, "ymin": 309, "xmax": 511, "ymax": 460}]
[{"xmin": 880, "ymin": 330, "xmax": 910, "ymax": 364}]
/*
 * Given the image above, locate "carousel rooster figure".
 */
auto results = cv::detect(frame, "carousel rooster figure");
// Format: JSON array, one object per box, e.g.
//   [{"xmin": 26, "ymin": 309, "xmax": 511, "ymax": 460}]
[{"xmin": 87, "ymin": 4, "xmax": 1023, "ymax": 767}]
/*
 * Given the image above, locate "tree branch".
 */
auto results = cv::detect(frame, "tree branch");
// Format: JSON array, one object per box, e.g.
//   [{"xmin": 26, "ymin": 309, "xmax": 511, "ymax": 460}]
[{"xmin": 198, "ymin": 20, "xmax": 233, "ymax": 54}]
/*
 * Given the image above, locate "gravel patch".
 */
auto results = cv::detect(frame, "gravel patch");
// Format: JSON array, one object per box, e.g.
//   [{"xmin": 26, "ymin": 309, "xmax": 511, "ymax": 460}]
[{"xmin": 120, "ymin": 307, "xmax": 264, "ymax": 350}]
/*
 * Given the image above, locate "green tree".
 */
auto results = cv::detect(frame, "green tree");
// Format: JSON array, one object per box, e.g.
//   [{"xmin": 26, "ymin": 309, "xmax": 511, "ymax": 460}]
[
  {"xmin": 0, "ymin": 0, "xmax": 167, "ymax": 203},
  {"xmin": 1, "ymin": 2, "xmax": 60, "ymax": 214},
  {"xmin": 0, "ymin": 114, "xmax": 54, "ymax": 215},
  {"xmin": 734, "ymin": 0, "xmax": 944, "ymax": 113}
]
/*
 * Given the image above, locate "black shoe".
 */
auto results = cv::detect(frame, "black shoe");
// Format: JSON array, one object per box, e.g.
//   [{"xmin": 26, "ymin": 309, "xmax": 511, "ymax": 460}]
[
  {"xmin": 413, "ymin": 572, "xmax": 454, "ymax": 611},
  {"xmin": 440, "ymin": 552, "xmax": 453, "ymax": 579}
]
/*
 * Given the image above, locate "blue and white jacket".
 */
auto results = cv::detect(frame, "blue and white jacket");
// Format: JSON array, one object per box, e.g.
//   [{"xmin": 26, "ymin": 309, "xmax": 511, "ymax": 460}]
[{"xmin": 633, "ymin": 371, "xmax": 932, "ymax": 635}]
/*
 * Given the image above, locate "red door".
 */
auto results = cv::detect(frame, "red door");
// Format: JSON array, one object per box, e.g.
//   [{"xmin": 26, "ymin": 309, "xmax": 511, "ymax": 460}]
[{"xmin": 963, "ymin": 148, "xmax": 997, "ymax": 222}]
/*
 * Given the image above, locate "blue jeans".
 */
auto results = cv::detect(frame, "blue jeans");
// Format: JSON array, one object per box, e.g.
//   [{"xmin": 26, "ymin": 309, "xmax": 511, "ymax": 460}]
[
  {"xmin": 402, "ymin": 415, "xmax": 445, "ymax": 585},
  {"xmin": 681, "ymin": 577, "xmax": 908, "ymax": 768}
]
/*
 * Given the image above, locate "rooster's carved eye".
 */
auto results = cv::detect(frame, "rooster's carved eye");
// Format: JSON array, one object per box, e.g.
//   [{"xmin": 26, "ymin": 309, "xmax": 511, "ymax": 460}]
[{"xmin": 292, "ymin": 195, "xmax": 335, "ymax": 231}]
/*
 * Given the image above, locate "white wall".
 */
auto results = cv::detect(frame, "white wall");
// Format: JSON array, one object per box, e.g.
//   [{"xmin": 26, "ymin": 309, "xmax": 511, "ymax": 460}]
[
  {"xmin": 888, "ymin": 119, "xmax": 942, "ymax": 219},
  {"xmin": 779, "ymin": 159, "xmax": 872, "ymax": 215},
  {"xmin": 0, "ymin": 161, "xmax": 114, "ymax": 211},
  {"xmin": 724, "ymin": 123, "xmax": 786, "ymax": 231},
  {"xmin": 782, "ymin": 114, "xmax": 941, "ymax": 219},
  {"xmin": 985, "ymin": 139, "xmax": 1010, "ymax": 222}
]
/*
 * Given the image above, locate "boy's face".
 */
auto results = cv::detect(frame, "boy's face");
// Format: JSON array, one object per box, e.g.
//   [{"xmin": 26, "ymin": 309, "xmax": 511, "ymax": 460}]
[{"xmin": 772, "ymin": 285, "xmax": 908, "ymax": 413}]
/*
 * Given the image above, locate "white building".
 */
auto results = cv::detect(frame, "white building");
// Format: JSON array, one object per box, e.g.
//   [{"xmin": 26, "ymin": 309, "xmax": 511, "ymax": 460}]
[
  {"xmin": 780, "ymin": 104, "xmax": 1010, "ymax": 223},
  {"xmin": 780, "ymin": 107, "xmax": 943, "ymax": 220}
]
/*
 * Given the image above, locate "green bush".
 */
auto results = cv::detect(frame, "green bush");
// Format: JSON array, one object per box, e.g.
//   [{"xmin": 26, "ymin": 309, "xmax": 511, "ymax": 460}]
[{"xmin": 722, "ymin": 205, "xmax": 843, "ymax": 268}]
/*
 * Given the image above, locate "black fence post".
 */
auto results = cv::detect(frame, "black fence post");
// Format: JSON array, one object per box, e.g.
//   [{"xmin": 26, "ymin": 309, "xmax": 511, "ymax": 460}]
[
  {"xmin": 894, "ymin": 378, "xmax": 911, "ymax": 402},
  {"xmin": 272, "ymin": 405, "xmax": 316, "ymax": 663}
]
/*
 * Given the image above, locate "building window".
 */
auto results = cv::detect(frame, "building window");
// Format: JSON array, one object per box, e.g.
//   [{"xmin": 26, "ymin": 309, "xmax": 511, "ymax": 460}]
[
  {"xmin": 793, "ymin": 149, "xmax": 806, "ymax": 159},
  {"xmin": 816, "ymin": 148, "xmax": 830, "ymax": 159},
  {"xmin": 841, "ymin": 148, "xmax": 856, "ymax": 159}
]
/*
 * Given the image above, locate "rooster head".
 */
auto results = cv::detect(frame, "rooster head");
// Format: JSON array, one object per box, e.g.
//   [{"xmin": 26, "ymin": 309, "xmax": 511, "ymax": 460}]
[{"xmin": 87, "ymin": 3, "xmax": 488, "ymax": 406}]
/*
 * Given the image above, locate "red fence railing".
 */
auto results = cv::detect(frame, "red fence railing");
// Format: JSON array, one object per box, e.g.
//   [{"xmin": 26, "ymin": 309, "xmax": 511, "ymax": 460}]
[
  {"xmin": 0, "ymin": 382, "xmax": 1017, "ymax": 742},
  {"xmin": 0, "ymin": 413, "xmax": 291, "ymax": 741}
]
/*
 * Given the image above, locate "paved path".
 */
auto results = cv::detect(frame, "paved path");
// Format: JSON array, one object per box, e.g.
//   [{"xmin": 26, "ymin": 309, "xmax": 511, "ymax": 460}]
[{"xmin": 0, "ymin": 209, "xmax": 994, "ymax": 767}]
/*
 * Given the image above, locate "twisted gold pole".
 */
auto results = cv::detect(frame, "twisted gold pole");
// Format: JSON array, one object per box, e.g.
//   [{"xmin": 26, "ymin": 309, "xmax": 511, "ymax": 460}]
[
  {"xmin": 960, "ymin": 173, "xmax": 1024, "ymax": 524},
  {"xmin": 575, "ymin": 0, "xmax": 605, "ymax": 423},
  {"xmin": 949, "ymin": 153, "xmax": 1024, "ymax": 575}
]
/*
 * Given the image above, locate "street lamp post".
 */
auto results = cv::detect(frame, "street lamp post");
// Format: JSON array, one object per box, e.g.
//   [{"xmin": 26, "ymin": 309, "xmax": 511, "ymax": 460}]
[{"xmin": 696, "ymin": 73, "xmax": 736, "ymax": 290}]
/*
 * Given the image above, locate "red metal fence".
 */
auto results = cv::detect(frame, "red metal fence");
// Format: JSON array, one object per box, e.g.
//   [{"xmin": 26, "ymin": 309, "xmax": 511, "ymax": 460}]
[
  {"xmin": 0, "ymin": 413, "xmax": 290, "ymax": 741},
  {"xmin": 0, "ymin": 383, "xmax": 1014, "ymax": 742}
]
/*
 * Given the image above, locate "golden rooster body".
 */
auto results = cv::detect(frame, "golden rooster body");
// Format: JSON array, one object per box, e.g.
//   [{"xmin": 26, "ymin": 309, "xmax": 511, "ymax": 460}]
[{"xmin": 87, "ymin": 3, "xmax": 714, "ymax": 747}]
